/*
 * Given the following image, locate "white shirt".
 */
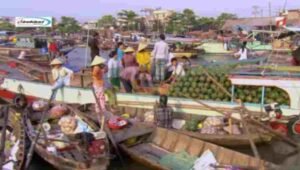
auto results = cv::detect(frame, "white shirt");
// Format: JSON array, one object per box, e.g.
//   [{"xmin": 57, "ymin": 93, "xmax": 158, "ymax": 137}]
[
  {"xmin": 107, "ymin": 58, "xmax": 122, "ymax": 78},
  {"xmin": 172, "ymin": 63, "xmax": 185, "ymax": 77},
  {"xmin": 166, "ymin": 53, "xmax": 175, "ymax": 71},
  {"xmin": 151, "ymin": 40, "xmax": 169, "ymax": 60},
  {"xmin": 238, "ymin": 48, "xmax": 247, "ymax": 60}
]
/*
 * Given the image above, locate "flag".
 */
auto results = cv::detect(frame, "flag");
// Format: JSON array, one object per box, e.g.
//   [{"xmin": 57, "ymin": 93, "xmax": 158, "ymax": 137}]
[{"xmin": 276, "ymin": 17, "xmax": 287, "ymax": 27}]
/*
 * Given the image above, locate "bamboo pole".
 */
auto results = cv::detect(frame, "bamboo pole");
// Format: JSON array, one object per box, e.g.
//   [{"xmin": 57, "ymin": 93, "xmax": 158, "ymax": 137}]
[
  {"xmin": 239, "ymin": 105, "xmax": 260, "ymax": 159},
  {"xmin": 91, "ymin": 86, "xmax": 124, "ymax": 164},
  {"xmin": 0, "ymin": 106, "xmax": 9, "ymax": 168},
  {"xmin": 25, "ymin": 91, "xmax": 54, "ymax": 169}
]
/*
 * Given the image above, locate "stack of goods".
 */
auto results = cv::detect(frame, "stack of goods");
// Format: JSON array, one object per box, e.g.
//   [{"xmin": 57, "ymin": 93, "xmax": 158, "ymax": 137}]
[
  {"xmin": 169, "ymin": 67, "xmax": 234, "ymax": 101},
  {"xmin": 169, "ymin": 66, "xmax": 290, "ymax": 105},
  {"xmin": 183, "ymin": 117, "xmax": 241, "ymax": 135}
]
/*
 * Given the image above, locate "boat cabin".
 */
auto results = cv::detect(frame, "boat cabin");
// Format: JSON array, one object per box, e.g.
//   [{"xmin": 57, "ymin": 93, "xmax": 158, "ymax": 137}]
[{"xmin": 15, "ymin": 34, "xmax": 48, "ymax": 49}]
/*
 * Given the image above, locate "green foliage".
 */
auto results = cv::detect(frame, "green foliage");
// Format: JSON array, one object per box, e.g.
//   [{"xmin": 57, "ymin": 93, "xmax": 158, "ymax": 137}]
[
  {"xmin": 0, "ymin": 21, "xmax": 14, "ymax": 30},
  {"xmin": 215, "ymin": 13, "xmax": 237, "ymax": 28},
  {"xmin": 166, "ymin": 10, "xmax": 237, "ymax": 33},
  {"xmin": 57, "ymin": 16, "xmax": 81, "ymax": 34},
  {"xmin": 117, "ymin": 10, "xmax": 138, "ymax": 31},
  {"xmin": 97, "ymin": 15, "xmax": 116, "ymax": 27}
]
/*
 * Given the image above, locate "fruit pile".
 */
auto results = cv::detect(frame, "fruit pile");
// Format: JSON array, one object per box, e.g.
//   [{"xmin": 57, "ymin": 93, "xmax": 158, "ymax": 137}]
[{"xmin": 169, "ymin": 66, "xmax": 290, "ymax": 105}]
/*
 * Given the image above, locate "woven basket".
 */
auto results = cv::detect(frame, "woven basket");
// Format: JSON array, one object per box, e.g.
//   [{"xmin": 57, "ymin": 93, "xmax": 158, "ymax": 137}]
[{"xmin": 158, "ymin": 84, "xmax": 170, "ymax": 95}]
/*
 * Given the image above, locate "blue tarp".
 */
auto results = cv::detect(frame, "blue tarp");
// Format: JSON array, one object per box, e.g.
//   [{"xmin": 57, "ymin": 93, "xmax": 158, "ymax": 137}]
[{"xmin": 63, "ymin": 63, "xmax": 81, "ymax": 73}]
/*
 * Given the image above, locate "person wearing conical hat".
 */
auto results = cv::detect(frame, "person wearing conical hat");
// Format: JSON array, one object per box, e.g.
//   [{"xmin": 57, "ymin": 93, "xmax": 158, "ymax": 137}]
[
  {"xmin": 91, "ymin": 55, "xmax": 107, "ymax": 112},
  {"xmin": 122, "ymin": 47, "xmax": 138, "ymax": 68},
  {"xmin": 50, "ymin": 58, "xmax": 74, "ymax": 100},
  {"xmin": 136, "ymin": 42, "xmax": 151, "ymax": 72}
]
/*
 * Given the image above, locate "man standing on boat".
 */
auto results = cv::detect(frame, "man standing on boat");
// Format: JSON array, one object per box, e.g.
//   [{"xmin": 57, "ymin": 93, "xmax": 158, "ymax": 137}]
[
  {"xmin": 154, "ymin": 95, "xmax": 173, "ymax": 128},
  {"xmin": 88, "ymin": 32, "xmax": 100, "ymax": 61},
  {"xmin": 152, "ymin": 34, "xmax": 169, "ymax": 82}
]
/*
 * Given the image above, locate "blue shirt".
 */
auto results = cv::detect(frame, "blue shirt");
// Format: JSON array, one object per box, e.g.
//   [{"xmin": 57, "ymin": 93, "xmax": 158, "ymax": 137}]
[{"xmin": 117, "ymin": 48, "xmax": 124, "ymax": 61}]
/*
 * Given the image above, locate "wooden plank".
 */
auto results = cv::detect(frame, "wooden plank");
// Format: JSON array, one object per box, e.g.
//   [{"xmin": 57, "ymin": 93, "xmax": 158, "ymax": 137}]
[
  {"xmin": 70, "ymin": 150, "xmax": 86, "ymax": 162},
  {"xmin": 216, "ymin": 147, "xmax": 234, "ymax": 165},
  {"xmin": 61, "ymin": 151, "xmax": 75, "ymax": 160},
  {"xmin": 173, "ymin": 134, "xmax": 191, "ymax": 153},
  {"xmin": 112, "ymin": 123, "xmax": 154, "ymax": 143},
  {"xmin": 151, "ymin": 128, "xmax": 167, "ymax": 146},
  {"xmin": 186, "ymin": 139, "xmax": 205, "ymax": 157},
  {"xmin": 161, "ymin": 131, "xmax": 178, "ymax": 151}
]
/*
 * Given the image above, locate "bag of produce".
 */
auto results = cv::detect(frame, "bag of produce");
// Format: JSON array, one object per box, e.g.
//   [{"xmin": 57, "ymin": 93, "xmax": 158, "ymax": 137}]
[
  {"xmin": 58, "ymin": 116, "xmax": 77, "ymax": 135},
  {"xmin": 49, "ymin": 105, "xmax": 69, "ymax": 119},
  {"xmin": 32, "ymin": 100, "xmax": 48, "ymax": 111}
]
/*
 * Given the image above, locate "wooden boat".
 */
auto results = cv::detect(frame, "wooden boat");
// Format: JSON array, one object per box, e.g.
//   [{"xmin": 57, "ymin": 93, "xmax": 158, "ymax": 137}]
[
  {"xmin": 115, "ymin": 106, "xmax": 272, "ymax": 147},
  {"xmin": 0, "ymin": 99, "xmax": 27, "ymax": 170},
  {"xmin": 22, "ymin": 103, "xmax": 110, "ymax": 170},
  {"xmin": 1, "ymin": 77, "xmax": 300, "ymax": 117},
  {"xmin": 172, "ymin": 129, "xmax": 272, "ymax": 147},
  {"xmin": 120, "ymin": 127, "xmax": 277, "ymax": 170}
]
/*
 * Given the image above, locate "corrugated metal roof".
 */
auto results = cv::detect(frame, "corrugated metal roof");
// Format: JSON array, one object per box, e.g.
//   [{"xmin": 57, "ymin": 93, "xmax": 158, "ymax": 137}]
[{"xmin": 222, "ymin": 17, "xmax": 277, "ymax": 30}]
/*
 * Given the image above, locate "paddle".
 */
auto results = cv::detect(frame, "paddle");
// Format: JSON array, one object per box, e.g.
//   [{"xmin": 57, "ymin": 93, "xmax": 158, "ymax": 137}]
[
  {"xmin": 91, "ymin": 86, "xmax": 125, "ymax": 164},
  {"xmin": 25, "ymin": 90, "xmax": 55, "ymax": 169}
]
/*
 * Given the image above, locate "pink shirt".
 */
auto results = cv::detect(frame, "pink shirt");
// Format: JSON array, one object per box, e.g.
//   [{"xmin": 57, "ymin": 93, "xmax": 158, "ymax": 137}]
[
  {"xmin": 120, "ymin": 66, "xmax": 139, "ymax": 81},
  {"xmin": 122, "ymin": 54, "xmax": 138, "ymax": 68}
]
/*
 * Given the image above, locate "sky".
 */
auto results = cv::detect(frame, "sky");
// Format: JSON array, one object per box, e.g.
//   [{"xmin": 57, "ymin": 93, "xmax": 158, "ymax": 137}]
[{"xmin": 1, "ymin": 0, "xmax": 300, "ymax": 22}]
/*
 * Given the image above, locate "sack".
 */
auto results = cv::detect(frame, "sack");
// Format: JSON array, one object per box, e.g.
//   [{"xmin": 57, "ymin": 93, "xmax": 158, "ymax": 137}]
[
  {"xmin": 49, "ymin": 105, "xmax": 69, "ymax": 119},
  {"xmin": 32, "ymin": 100, "xmax": 48, "ymax": 111}
]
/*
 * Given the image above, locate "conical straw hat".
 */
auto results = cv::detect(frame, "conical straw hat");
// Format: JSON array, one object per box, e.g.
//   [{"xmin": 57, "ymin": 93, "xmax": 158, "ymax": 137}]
[
  {"xmin": 50, "ymin": 58, "xmax": 63, "ymax": 65},
  {"xmin": 138, "ymin": 43, "xmax": 148, "ymax": 52},
  {"xmin": 90, "ymin": 56, "xmax": 107, "ymax": 66},
  {"xmin": 124, "ymin": 47, "xmax": 135, "ymax": 53}
]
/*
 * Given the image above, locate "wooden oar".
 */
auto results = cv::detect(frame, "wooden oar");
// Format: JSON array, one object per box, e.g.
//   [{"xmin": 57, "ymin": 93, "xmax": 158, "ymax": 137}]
[
  {"xmin": 25, "ymin": 90, "xmax": 54, "ymax": 169},
  {"xmin": 239, "ymin": 105, "xmax": 260, "ymax": 159},
  {"xmin": 0, "ymin": 106, "xmax": 9, "ymax": 168},
  {"xmin": 91, "ymin": 86, "xmax": 124, "ymax": 164}
]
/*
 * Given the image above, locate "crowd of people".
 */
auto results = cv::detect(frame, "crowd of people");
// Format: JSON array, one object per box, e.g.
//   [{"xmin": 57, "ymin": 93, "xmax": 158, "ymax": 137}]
[
  {"xmin": 49, "ymin": 33, "xmax": 193, "ymax": 113},
  {"xmin": 88, "ymin": 33, "xmax": 190, "ymax": 93}
]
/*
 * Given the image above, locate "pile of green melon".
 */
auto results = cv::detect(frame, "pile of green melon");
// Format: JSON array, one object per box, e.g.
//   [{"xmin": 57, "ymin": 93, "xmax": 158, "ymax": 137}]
[{"xmin": 169, "ymin": 66, "xmax": 290, "ymax": 106}]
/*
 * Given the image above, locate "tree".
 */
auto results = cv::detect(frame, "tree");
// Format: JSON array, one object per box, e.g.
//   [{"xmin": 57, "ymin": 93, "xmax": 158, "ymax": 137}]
[
  {"xmin": 117, "ymin": 10, "xmax": 138, "ymax": 30},
  {"xmin": 165, "ymin": 12, "xmax": 185, "ymax": 34},
  {"xmin": 97, "ymin": 15, "xmax": 116, "ymax": 28},
  {"xmin": 182, "ymin": 9, "xmax": 197, "ymax": 29},
  {"xmin": 215, "ymin": 13, "xmax": 237, "ymax": 29},
  {"xmin": 57, "ymin": 16, "xmax": 81, "ymax": 34},
  {"xmin": 0, "ymin": 20, "xmax": 14, "ymax": 30},
  {"xmin": 196, "ymin": 17, "xmax": 216, "ymax": 30}
]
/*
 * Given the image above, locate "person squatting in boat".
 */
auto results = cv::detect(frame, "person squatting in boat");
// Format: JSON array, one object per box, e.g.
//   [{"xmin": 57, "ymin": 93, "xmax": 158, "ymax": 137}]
[{"xmin": 50, "ymin": 58, "xmax": 74, "ymax": 100}]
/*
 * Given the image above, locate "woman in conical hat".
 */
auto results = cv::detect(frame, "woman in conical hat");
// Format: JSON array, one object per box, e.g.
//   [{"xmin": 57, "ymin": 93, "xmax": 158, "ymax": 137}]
[
  {"xmin": 136, "ymin": 42, "xmax": 151, "ymax": 72},
  {"xmin": 122, "ymin": 47, "xmax": 138, "ymax": 68},
  {"xmin": 91, "ymin": 55, "xmax": 107, "ymax": 112},
  {"xmin": 50, "ymin": 58, "xmax": 74, "ymax": 100}
]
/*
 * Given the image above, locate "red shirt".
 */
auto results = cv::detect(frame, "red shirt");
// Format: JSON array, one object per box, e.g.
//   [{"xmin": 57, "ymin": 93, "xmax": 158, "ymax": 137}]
[{"xmin": 49, "ymin": 42, "xmax": 58, "ymax": 52}]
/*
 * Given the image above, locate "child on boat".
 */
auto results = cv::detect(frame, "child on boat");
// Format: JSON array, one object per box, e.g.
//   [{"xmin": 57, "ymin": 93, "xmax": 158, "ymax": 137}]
[
  {"xmin": 91, "ymin": 56, "xmax": 107, "ymax": 112},
  {"xmin": 50, "ymin": 58, "xmax": 74, "ymax": 100},
  {"xmin": 234, "ymin": 41, "xmax": 248, "ymax": 60},
  {"xmin": 165, "ymin": 58, "xmax": 185, "ymax": 83}
]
